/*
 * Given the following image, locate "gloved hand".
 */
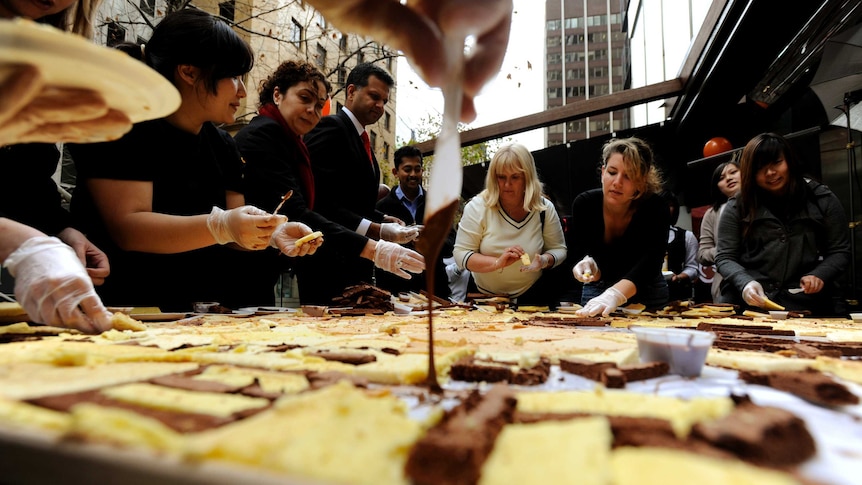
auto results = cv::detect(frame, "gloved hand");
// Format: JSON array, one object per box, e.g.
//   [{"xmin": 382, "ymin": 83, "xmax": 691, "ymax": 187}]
[
  {"xmin": 380, "ymin": 222, "xmax": 420, "ymax": 244},
  {"xmin": 373, "ymin": 240, "xmax": 425, "ymax": 279},
  {"xmin": 270, "ymin": 222, "xmax": 322, "ymax": 257},
  {"xmin": 573, "ymin": 256, "xmax": 599, "ymax": 283},
  {"xmin": 206, "ymin": 206, "xmax": 285, "ymax": 250},
  {"xmin": 3, "ymin": 236, "xmax": 112, "ymax": 334},
  {"xmin": 576, "ymin": 287, "xmax": 627, "ymax": 317},
  {"xmin": 519, "ymin": 253, "xmax": 545, "ymax": 273},
  {"xmin": 742, "ymin": 280, "xmax": 767, "ymax": 307}
]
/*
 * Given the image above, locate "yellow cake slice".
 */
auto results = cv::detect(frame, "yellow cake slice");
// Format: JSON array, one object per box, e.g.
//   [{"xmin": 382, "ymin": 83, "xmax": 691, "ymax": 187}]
[
  {"xmin": 707, "ymin": 348, "xmax": 814, "ymax": 372},
  {"xmin": 479, "ymin": 417, "xmax": 612, "ymax": 485},
  {"xmin": 190, "ymin": 381, "xmax": 423, "ymax": 485},
  {"xmin": 515, "ymin": 388, "xmax": 734, "ymax": 438},
  {"xmin": 611, "ymin": 447, "xmax": 801, "ymax": 485}
]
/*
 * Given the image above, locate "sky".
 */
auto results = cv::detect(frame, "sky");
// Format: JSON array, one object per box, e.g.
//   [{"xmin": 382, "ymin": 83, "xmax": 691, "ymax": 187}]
[{"xmin": 395, "ymin": 0, "xmax": 546, "ymax": 152}]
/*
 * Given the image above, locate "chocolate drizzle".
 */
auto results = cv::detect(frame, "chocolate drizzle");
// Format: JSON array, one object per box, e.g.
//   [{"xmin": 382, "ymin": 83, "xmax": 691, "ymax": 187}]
[{"xmin": 415, "ymin": 199, "xmax": 459, "ymax": 394}]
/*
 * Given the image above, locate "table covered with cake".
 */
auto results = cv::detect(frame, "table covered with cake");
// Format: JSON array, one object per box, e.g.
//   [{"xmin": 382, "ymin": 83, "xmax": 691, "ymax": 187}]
[{"xmin": 0, "ymin": 294, "xmax": 860, "ymax": 484}]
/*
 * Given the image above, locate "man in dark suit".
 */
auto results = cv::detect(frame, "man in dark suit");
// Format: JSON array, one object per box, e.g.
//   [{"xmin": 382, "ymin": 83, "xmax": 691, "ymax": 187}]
[
  {"xmin": 376, "ymin": 145, "xmax": 453, "ymax": 300},
  {"xmin": 303, "ymin": 63, "xmax": 418, "ymax": 303}
]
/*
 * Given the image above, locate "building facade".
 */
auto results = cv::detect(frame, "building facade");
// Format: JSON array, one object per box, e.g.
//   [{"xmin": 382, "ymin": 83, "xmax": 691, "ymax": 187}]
[{"xmin": 544, "ymin": 0, "xmax": 628, "ymax": 146}]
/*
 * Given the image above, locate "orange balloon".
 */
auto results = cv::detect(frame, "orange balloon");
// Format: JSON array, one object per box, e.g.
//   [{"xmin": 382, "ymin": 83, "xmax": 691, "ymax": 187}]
[
  {"xmin": 321, "ymin": 97, "xmax": 332, "ymax": 117},
  {"xmin": 703, "ymin": 137, "xmax": 733, "ymax": 157}
]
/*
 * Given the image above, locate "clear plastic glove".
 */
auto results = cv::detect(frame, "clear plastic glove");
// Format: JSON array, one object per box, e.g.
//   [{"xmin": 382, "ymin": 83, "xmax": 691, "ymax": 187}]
[
  {"xmin": 373, "ymin": 240, "xmax": 425, "ymax": 279},
  {"xmin": 206, "ymin": 206, "xmax": 285, "ymax": 250},
  {"xmin": 270, "ymin": 222, "xmax": 323, "ymax": 257},
  {"xmin": 576, "ymin": 287, "xmax": 627, "ymax": 317},
  {"xmin": 3, "ymin": 236, "xmax": 112, "ymax": 334},
  {"xmin": 573, "ymin": 256, "xmax": 599, "ymax": 283},
  {"xmin": 380, "ymin": 222, "xmax": 420, "ymax": 244},
  {"xmin": 742, "ymin": 280, "xmax": 767, "ymax": 307},
  {"xmin": 519, "ymin": 253, "xmax": 545, "ymax": 273}
]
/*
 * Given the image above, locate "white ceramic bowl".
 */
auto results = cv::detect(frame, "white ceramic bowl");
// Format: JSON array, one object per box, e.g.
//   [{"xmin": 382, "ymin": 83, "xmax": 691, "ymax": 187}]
[
  {"xmin": 769, "ymin": 311, "xmax": 790, "ymax": 320},
  {"xmin": 850, "ymin": 313, "xmax": 862, "ymax": 323},
  {"xmin": 630, "ymin": 327, "xmax": 716, "ymax": 377}
]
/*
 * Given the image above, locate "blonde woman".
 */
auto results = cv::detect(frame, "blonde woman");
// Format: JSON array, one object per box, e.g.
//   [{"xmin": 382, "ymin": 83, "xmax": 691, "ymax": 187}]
[
  {"xmin": 453, "ymin": 143, "xmax": 567, "ymax": 306},
  {"xmin": 571, "ymin": 137, "xmax": 669, "ymax": 316}
]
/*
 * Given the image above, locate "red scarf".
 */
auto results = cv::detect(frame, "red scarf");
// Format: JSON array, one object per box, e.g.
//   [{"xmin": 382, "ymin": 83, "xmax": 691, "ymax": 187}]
[{"xmin": 258, "ymin": 103, "xmax": 315, "ymax": 210}]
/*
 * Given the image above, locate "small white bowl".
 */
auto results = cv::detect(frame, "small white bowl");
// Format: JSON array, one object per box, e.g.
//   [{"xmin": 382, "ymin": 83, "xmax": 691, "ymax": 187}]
[
  {"xmin": 850, "ymin": 313, "xmax": 862, "ymax": 323},
  {"xmin": 393, "ymin": 302, "xmax": 413, "ymax": 315},
  {"xmin": 769, "ymin": 311, "xmax": 789, "ymax": 320},
  {"xmin": 630, "ymin": 327, "xmax": 715, "ymax": 377}
]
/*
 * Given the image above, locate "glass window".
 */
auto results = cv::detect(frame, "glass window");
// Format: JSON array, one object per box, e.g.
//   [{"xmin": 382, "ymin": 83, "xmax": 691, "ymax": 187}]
[
  {"xmin": 316, "ymin": 44, "xmax": 326, "ymax": 69},
  {"xmin": 139, "ymin": 0, "xmax": 155, "ymax": 17},
  {"xmin": 218, "ymin": 0, "xmax": 235, "ymax": 22},
  {"xmin": 106, "ymin": 21, "xmax": 125, "ymax": 47},
  {"xmin": 290, "ymin": 18, "xmax": 303, "ymax": 44}
]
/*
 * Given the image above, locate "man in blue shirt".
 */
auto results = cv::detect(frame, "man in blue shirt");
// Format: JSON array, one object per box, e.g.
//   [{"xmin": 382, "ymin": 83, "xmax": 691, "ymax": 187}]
[{"xmin": 376, "ymin": 145, "xmax": 453, "ymax": 299}]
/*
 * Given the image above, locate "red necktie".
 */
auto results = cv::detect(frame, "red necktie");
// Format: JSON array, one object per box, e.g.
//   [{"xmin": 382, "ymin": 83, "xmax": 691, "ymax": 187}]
[{"xmin": 361, "ymin": 131, "xmax": 372, "ymax": 164}]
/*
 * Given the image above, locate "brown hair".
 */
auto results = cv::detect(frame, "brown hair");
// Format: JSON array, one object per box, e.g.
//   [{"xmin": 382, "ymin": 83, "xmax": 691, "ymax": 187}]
[{"xmin": 258, "ymin": 60, "xmax": 332, "ymax": 109}]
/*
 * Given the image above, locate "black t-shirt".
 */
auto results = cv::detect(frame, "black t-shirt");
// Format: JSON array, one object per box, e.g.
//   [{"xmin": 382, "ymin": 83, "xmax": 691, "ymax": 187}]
[
  {"xmin": 0, "ymin": 143, "xmax": 71, "ymax": 235},
  {"xmin": 69, "ymin": 120, "xmax": 258, "ymax": 311}
]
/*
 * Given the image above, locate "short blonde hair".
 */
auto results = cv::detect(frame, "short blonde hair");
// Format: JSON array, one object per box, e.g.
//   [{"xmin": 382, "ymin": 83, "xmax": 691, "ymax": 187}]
[
  {"xmin": 480, "ymin": 143, "xmax": 545, "ymax": 212},
  {"xmin": 601, "ymin": 137, "xmax": 663, "ymax": 199}
]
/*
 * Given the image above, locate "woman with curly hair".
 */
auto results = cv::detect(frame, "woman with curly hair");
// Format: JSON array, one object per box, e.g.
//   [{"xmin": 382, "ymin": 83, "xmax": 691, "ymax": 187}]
[{"xmin": 235, "ymin": 60, "xmax": 424, "ymax": 304}]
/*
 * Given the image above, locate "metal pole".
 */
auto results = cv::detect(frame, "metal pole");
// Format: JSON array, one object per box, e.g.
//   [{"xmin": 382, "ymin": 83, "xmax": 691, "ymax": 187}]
[{"xmin": 844, "ymin": 93, "xmax": 858, "ymax": 304}]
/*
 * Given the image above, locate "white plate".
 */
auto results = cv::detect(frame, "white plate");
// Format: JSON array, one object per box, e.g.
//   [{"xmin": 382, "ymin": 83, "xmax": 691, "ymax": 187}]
[
  {"xmin": 556, "ymin": 307, "xmax": 582, "ymax": 314},
  {"xmin": 193, "ymin": 311, "xmax": 255, "ymax": 318},
  {"xmin": 238, "ymin": 307, "xmax": 297, "ymax": 316},
  {"xmin": 0, "ymin": 18, "xmax": 180, "ymax": 125},
  {"xmin": 130, "ymin": 313, "xmax": 190, "ymax": 322}
]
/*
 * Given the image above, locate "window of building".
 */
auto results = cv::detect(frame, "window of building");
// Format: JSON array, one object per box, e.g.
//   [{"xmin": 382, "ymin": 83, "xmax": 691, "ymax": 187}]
[
  {"xmin": 547, "ymin": 36, "xmax": 561, "ymax": 48},
  {"xmin": 547, "ymin": 19, "xmax": 561, "ymax": 31},
  {"xmin": 383, "ymin": 141, "xmax": 390, "ymax": 163},
  {"xmin": 566, "ymin": 68, "xmax": 585, "ymax": 80},
  {"xmin": 339, "ymin": 35, "xmax": 348, "ymax": 52},
  {"xmin": 290, "ymin": 18, "xmax": 303, "ymax": 44},
  {"xmin": 316, "ymin": 44, "xmax": 326, "ymax": 69},
  {"xmin": 218, "ymin": 0, "xmax": 235, "ymax": 22},
  {"xmin": 139, "ymin": 0, "xmax": 155, "ymax": 17},
  {"xmin": 547, "ymin": 70, "xmax": 562, "ymax": 81},
  {"xmin": 547, "ymin": 53, "xmax": 561, "ymax": 64},
  {"xmin": 566, "ymin": 34, "xmax": 584, "ymax": 46},
  {"xmin": 106, "ymin": 21, "xmax": 125, "ymax": 47},
  {"xmin": 387, "ymin": 56, "xmax": 394, "ymax": 72},
  {"xmin": 316, "ymin": 11, "xmax": 326, "ymax": 28},
  {"xmin": 384, "ymin": 112, "xmax": 391, "ymax": 131},
  {"xmin": 547, "ymin": 87, "xmax": 562, "ymax": 98},
  {"xmin": 357, "ymin": 51, "xmax": 365, "ymax": 64},
  {"xmin": 369, "ymin": 131, "xmax": 377, "ymax": 153},
  {"xmin": 337, "ymin": 67, "xmax": 347, "ymax": 87},
  {"xmin": 564, "ymin": 17, "xmax": 581, "ymax": 29}
]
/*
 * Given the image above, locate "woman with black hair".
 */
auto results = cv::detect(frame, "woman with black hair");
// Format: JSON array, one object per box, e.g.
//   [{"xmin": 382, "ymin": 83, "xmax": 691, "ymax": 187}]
[
  {"xmin": 696, "ymin": 157, "xmax": 740, "ymax": 302},
  {"xmin": 69, "ymin": 9, "xmax": 317, "ymax": 311},
  {"xmin": 715, "ymin": 132, "xmax": 851, "ymax": 315}
]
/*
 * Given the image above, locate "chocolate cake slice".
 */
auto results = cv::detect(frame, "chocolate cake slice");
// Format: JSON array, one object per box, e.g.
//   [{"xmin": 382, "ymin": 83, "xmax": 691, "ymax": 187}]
[
  {"xmin": 691, "ymin": 399, "xmax": 816, "ymax": 467},
  {"xmin": 559, "ymin": 357, "xmax": 669, "ymax": 388},
  {"xmin": 739, "ymin": 369, "xmax": 859, "ymax": 407},
  {"xmin": 449, "ymin": 355, "xmax": 551, "ymax": 386},
  {"xmin": 405, "ymin": 385, "xmax": 517, "ymax": 485}
]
